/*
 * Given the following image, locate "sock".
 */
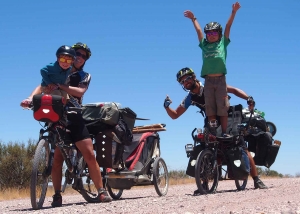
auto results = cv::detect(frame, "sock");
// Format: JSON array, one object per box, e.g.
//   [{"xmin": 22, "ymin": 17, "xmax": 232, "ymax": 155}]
[{"xmin": 252, "ymin": 176, "xmax": 259, "ymax": 182}]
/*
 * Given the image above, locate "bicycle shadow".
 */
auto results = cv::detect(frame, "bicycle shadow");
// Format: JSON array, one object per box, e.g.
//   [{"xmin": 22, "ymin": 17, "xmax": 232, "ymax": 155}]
[{"xmin": 13, "ymin": 201, "xmax": 87, "ymax": 212}]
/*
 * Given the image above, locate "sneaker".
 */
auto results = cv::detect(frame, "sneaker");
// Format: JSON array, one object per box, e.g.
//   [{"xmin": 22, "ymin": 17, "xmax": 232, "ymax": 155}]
[
  {"xmin": 51, "ymin": 193, "xmax": 62, "ymax": 207},
  {"xmin": 98, "ymin": 188, "xmax": 112, "ymax": 202},
  {"xmin": 254, "ymin": 179, "xmax": 268, "ymax": 189}
]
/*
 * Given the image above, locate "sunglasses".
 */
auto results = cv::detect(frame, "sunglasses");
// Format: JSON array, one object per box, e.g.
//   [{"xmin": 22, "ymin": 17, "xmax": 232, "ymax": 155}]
[
  {"xmin": 180, "ymin": 76, "xmax": 193, "ymax": 85},
  {"xmin": 76, "ymin": 52, "xmax": 87, "ymax": 60},
  {"xmin": 59, "ymin": 57, "xmax": 73, "ymax": 64},
  {"xmin": 206, "ymin": 31, "xmax": 219, "ymax": 36}
]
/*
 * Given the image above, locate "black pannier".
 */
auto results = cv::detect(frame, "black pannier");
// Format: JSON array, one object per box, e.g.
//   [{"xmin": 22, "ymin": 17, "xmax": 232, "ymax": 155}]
[{"xmin": 246, "ymin": 132, "xmax": 280, "ymax": 168}]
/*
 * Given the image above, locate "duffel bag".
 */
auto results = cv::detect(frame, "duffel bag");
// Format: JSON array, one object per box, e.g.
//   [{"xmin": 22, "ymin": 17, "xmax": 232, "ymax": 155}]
[{"xmin": 82, "ymin": 102, "xmax": 121, "ymax": 126}]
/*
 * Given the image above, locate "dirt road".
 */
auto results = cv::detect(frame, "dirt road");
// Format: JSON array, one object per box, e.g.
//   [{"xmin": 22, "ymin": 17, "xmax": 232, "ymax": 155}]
[{"xmin": 1, "ymin": 178, "xmax": 299, "ymax": 214}]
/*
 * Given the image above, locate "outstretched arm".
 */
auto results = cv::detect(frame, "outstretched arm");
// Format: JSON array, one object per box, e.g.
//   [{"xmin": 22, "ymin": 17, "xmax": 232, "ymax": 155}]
[
  {"xmin": 164, "ymin": 95, "xmax": 187, "ymax": 119},
  {"xmin": 227, "ymin": 85, "xmax": 255, "ymax": 110},
  {"xmin": 224, "ymin": 2, "xmax": 241, "ymax": 39},
  {"xmin": 184, "ymin": 10, "xmax": 204, "ymax": 42}
]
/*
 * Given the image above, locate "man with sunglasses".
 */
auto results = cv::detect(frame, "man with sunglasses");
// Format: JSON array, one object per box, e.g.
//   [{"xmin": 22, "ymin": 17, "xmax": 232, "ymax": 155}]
[
  {"xmin": 20, "ymin": 42, "xmax": 112, "ymax": 206},
  {"xmin": 183, "ymin": 2, "xmax": 241, "ymax": 138},
  {"xmin": 40, "ymin": 45, "xmax": 76, "ymax": 103},
  {"xmin": 164, "ymin": 67, "xmax": 268, "ymax": 190}
]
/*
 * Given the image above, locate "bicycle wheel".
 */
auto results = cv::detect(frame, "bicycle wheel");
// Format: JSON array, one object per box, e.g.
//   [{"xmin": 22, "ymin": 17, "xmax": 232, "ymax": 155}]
[
  {"xmin": 266, "ymin": 121, "xmax": 277, "ymax": 137},
  {"xmin": 77, "ymin": 157, "xmax": 99, "ymax": 203},
  {"xmin": 30, "ymin": 139, "xmax": 50, "ymax": 210},
  {"xmin": 235, "ymin": 178, "xmax": 248, "ymax": 190},
  {"xmin": 153, "ymin": 157, "xmax": 169, "ymax": 196},
  {"xmin": 195, "ymin": 149, "xmax": 218, "ymax": 194},
  {"xmin": 106, "ymin": 183, "xmax": 123, "ymax": 200}
]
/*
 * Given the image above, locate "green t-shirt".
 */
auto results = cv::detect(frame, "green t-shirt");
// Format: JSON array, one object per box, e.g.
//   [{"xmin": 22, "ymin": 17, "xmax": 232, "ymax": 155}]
[{"xmin": 199, "ymin": 36, "xmax": 230, "ymax": 77}]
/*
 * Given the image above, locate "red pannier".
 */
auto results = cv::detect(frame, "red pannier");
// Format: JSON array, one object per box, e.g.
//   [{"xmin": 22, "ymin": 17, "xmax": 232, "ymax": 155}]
[{"xmin": 33, "ymin": 94, "xmax": 65, "ymax": 122}]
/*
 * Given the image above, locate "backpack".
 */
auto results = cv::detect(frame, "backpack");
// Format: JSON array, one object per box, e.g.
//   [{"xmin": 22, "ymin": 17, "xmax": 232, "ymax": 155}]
[{"xmin": 215, "ymin": 104, "xmax": 243, "ymax": 136}]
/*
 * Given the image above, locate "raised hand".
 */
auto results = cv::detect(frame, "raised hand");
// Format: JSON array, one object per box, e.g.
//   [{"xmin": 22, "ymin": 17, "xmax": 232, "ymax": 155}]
[
  {"xmin": 164, "ymin": 95, "xmax": 172, "ymax": 108},
  {"xmin": 232, "ymin": 2, "xmax": 241, "ymax": 12},
  {"xmin": 183, "ymin": 10, "xmax": 195, "ymax": 20}
]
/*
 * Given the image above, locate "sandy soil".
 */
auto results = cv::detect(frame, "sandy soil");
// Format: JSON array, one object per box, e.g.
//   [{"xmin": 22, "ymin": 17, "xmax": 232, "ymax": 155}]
[{"xmin": 1, "ymin": 178, "xmax": 300, "ymax": 214}]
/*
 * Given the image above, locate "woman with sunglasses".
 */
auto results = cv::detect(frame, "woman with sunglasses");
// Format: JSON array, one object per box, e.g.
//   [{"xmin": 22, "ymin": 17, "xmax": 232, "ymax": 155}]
[
  {"xmin": 183, "ymin": 2, "xmax": 241, "ymax": 138},
  {"xmin": 40, "ymin": 45, "xmax": 76, "ymax": 103},
  {"xmin": 163, "ymin": 67, "xmax": 268, "ymax": 191},
  {"xmin": 20, "ymin": 42, "xmax": 112, "ymax": 206}
]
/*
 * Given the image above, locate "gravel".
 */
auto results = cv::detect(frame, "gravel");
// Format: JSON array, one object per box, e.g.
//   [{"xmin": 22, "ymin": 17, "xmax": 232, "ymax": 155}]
[{"xmin": 1, "ymin": 178, "xmax": 300, "ymax": 214}]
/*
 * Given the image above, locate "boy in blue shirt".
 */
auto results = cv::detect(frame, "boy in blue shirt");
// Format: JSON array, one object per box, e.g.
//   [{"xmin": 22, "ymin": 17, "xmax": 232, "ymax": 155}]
[
  {"xmin": 41, "ymin": 45, "xmax": 76, "ymax": 103},
  {"xmin": 184, "ymin": 2, "xmax": 241, "ymax": 137}
]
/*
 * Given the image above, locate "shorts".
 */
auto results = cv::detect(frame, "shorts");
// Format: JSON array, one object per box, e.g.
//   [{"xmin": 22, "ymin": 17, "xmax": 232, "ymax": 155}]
[
  {"xmin": 204, "ymin": 75, "xmax": 229, "ymax": 117},
  {"xmin": 66, "ymin": 113, "xmax": 90, "ymax": 143}
]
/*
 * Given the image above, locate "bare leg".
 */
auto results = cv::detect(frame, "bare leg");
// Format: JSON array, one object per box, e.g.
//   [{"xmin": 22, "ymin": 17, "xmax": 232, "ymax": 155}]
[
  {"xmin": 220, "ymin": 116, "xmax": 228, "ymax": 134},
  {"xmin": 246, "ymin": 150, "xmax": 257, "ymax": 177},
  {"xmin": 51, "ymin": 147, "xmax": 64, "ymax": 191},
  {"xmin": 75, "ymin": 138, "xmax": 103, "ymax": 190}
]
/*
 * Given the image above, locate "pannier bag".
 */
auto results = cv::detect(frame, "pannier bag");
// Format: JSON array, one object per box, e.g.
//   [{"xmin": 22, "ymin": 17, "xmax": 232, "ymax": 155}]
[
  {"xmin": 246, "ymin": 132, "xmax": 280, "ymax": 168},
  {"xmin": 82, "ymin": 102, "xmax": 121, "ymax": 126},
  {"xmin": 226, "ymin": 147, "xmax": 250, "ymax": 180},
  {"xmin": 33, "ymin": 94, "xmax": 65, "ymax": 122},
  {"xmin": 119, "ymin": 107, "xmax": 137, "ymax": 131},
  {"xmin": 186, "ymin": 144, "xmax": 205, "ymax": 177},
  {"xmin": 95, "ymin": 131, "xmax": 121, "ymax": 169}
]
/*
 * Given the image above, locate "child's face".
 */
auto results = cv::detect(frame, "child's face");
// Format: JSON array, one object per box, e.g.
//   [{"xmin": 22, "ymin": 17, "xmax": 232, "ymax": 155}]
[
  {"xmin": 58, "ymin": 55, "xmax": 74, "ymax": 69},
  {"xmin": 206, "ymin": 30, "xmax": 220, "ymax": 43}
]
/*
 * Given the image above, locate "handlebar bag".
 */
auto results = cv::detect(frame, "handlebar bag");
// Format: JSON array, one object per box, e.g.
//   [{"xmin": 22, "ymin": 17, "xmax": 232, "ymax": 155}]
[{"xmin": 33, "ymin": 94, "xmax": 64, "ymax": 122}]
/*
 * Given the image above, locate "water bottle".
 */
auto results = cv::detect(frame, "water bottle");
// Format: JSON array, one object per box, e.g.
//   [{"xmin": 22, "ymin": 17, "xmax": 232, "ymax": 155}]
[
  {"xmin": 69, "ymin": 146, "xmax": 77, "ymax": 166},
  {"xmin": 254, "ymin": 110, "xmax": 265, "ymax": 118}
]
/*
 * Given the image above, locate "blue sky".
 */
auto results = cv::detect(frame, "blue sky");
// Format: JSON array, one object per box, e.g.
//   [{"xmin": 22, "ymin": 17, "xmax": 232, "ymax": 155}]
[{"xmin": 1, "ymin": 1, "xmax": 299, "ymax": 176}]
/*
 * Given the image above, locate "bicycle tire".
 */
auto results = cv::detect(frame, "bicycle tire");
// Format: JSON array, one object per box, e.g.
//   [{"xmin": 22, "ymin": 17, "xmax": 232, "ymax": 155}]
[
  {"xmin": 235, "ymin": 178, "xmax": 248, "ymax": 190},
  {"xmin": 153, "ymin": 157, "xmax": 169, "ymax": 196},
  {"xmin": 77, "ymin": 157, "xmax": 99, "ymax": 203},
  {"xmin": 106, "ymin": 184, "xmax": 123, "ymax": 200},
  {"xmin": 30, "ymin": 139, "xmax": 50, "ymax": 210},
  {"xmin": 195, "ymin": 149, "xmax": 219, "ymax": 194},
  {"xmin": 266, "ymin": 121, "xmax": 277, "ymax": 137}
]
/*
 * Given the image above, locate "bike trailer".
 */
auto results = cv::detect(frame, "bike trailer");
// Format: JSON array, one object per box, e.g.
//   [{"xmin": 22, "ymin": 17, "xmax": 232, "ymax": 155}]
[{"xmin": 32, "ymin": 94, "xmax": 64, "ymax": 122}]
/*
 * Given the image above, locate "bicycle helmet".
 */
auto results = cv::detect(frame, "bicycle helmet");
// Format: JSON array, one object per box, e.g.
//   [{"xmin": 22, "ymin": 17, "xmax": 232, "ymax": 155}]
[
  {"xmin": 204, "ymin": 22, "xmax": 222, "ymax": 34},
  {"xmin": 72, "ymin": 42, "xmax": 92, "ymax": 60},
  {"xmin": 56, "ymin": 45, "xmax": 76, "ymax": 59},
  {"xmin": 176, "ymin": 67, "xmax": 194, "ymax": 82}
]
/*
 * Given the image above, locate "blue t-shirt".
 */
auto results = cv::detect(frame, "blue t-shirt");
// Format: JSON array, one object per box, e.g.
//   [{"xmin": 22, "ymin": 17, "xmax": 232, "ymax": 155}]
[{"xmin": 40, "ymin": 61, "xmax": 71, "ymax": 86}]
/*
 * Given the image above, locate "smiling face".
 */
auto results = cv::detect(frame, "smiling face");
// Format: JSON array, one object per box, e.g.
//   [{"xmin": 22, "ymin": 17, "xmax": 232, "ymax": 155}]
[
  {"xmin": 206, "ymin": 30, "xmax": 220, "ymax": 43},
  {"xmin": 58, "ymin": 54, "xmax": 74, "ymax": 69},
  {"xmin": 73, "ymin": 49, "xmax": 87, "ymax": 68},
  {"xmin": 179, "ymin": 74, "xmax": 195, "ymax": 90}
]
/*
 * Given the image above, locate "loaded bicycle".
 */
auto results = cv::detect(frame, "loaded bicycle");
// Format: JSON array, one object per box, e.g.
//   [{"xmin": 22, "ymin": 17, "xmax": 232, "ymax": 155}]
[{"xmin": 29, "ymin": 94, "xmax": 100, "ymax": 209}]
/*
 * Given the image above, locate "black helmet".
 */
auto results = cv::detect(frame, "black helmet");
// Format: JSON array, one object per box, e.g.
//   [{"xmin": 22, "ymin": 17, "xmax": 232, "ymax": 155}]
[
  {"xmin": 176, "ymin": 67, "xmax": 194, "ymax": 82},
  {"xmin": 204, "ymin": 22, "xmax": 222, "ymax": 34},
  {"xmin": 56, "ymin": 45, "xmax": 76, "ymax": 59},
  {"xmin": 72, "ymin": 42, "xmax": 92, "ymax": 60}
]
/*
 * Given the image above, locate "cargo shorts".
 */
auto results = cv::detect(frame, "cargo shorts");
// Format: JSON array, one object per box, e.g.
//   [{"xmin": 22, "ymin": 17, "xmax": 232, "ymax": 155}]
[{"xmin": 204, "ymin": 75, "xmax": 229, "ymax": 117}]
